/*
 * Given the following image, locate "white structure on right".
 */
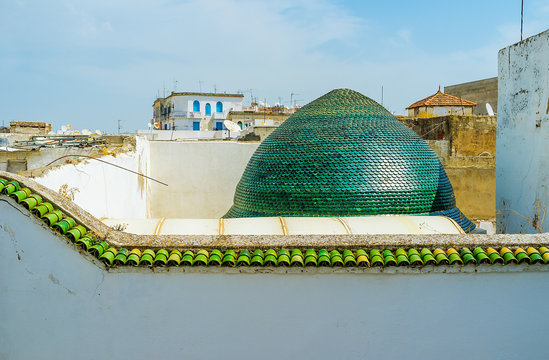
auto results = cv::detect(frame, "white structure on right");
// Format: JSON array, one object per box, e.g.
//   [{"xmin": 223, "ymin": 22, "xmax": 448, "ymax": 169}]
[{"xmin": 496, "ymin": 29, "xmax": 549, "ymax": 234}]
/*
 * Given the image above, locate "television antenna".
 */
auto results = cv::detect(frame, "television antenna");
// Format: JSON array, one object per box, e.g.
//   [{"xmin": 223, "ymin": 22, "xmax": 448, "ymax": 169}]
[
  {"xmin": 224, "ymin": 120, "xmax": 241, "ymax": 131},
  {"xmin": 486, "ymin": 103, "xmax": 495, "ymax": 116}
]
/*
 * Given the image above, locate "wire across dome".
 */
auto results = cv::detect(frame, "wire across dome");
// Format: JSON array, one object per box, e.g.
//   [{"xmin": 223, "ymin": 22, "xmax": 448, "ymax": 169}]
[{"xmin": 224, "ymin": 88, "xmax": 475, "ymax": 232}]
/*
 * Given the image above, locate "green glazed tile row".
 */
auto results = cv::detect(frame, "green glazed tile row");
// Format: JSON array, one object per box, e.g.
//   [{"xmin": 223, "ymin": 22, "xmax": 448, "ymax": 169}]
[
  {"xmin": 87, "ymin": 246, "xmax": 549, "ymax": 267},
  {"xmin": 2, "ymin": 178, "xmax": 548, "ymax": 268},
  {"xmin": 224, "ymin": 89, "xmax": 475, "ymax": 232}
]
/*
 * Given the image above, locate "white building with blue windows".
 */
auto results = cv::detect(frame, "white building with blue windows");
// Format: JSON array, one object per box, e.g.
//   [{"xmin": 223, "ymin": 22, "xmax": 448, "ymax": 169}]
[{"xmin": 153, "ymin": 92, "xmax": 244, "ymax": 131}]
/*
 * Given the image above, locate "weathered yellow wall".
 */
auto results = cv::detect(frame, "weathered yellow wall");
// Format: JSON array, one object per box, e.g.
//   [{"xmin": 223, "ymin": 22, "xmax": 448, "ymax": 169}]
[
  {"xmin": 411, "ymin": 115, "xmax": 498, "ymax": 220},
  {"xmin": 445, "ymin": 158, "xmax": 496, "ymax": 219},
  {"xmin": 448, "ymin": 116, "xmax": 496, "ymax": 156}
]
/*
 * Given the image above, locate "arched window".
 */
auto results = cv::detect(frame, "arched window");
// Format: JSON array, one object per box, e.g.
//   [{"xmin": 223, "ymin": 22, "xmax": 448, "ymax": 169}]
[
  {"xmin": 193, "ymin": 100, "xmax": 200, "ymax": 112},
  {"xmin": 216, "ymin": 101, "xmax": 223, "ymax": 113},
  {"xmin": 237, "ymin": 121, "xmax": 243, "ymax": 130},
  {"xmin": 205, "ymin": 103, "xmax": 211, "ymax": 115}
]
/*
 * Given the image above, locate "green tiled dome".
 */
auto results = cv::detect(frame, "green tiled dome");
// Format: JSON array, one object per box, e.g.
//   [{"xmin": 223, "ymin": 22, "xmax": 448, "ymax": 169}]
[{"xmin": 224, "ymin": 89, "xmax": 475, "ymax": 232}]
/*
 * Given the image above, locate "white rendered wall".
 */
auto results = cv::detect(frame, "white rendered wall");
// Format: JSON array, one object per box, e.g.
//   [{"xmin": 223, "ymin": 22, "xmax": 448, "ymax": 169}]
[
  {"xmin": 147, "ymin": 140, "xmax": 258, "ymax": 218},
  {"xmin": 34, "ymin": 151, "xmax": 148, "ymax": 219},
  {"xmin": 2, "ymin": 201, "xmax": 549, "ymax": 360},
  {"xmin": 136, "ymin": 130, "xmax": 232, "ymax": 141},
  {"xmin": 170, "ymin": 95, "xmax": 243, "ymax": 117},
  {"xmin": 496, "ymin": 30, "xmax": 549, "ymax": 234},
  {"xmin": 32, "ymin": 138, "xmax": 258, "ymax": 219}
]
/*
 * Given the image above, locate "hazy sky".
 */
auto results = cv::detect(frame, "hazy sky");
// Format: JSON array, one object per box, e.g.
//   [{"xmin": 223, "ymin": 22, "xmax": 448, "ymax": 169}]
[{"xmin": 1, "ymin": 0, "xmax": 548, "ymax": 133}]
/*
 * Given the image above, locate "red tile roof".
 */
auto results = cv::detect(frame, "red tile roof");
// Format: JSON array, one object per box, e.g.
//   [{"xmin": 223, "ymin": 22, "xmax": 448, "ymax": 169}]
[{"xmin": 406, "ymin": 88, "xmax": 477, "ymax": 109}]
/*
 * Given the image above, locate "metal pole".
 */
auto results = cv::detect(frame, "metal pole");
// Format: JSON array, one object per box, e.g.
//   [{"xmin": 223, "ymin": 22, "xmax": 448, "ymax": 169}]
[{"xmin": 521, "ymin": 0, "xmax": 524, "ymax": 41}]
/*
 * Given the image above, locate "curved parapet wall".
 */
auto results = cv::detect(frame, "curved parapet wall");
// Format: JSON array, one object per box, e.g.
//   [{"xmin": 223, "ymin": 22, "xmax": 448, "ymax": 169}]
[
  {"xmin": 224, "ymin": 89, "xmax": 475, "ymax": 232},
  {"xmin": 3, "ymin": 192, "xmax": 549, "ymax": 359},
  {"xmin": 1, "ymin": 171, "xmax": 548, "ymax": 269}
]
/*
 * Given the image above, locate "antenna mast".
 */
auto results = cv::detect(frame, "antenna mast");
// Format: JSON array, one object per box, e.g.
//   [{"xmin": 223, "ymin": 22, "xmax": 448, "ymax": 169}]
[
  {"xmin": 381, "ymin": 86, "xmax": 384, "ymax": 106},
  {"xmin": 521, "ymin": 0, "xmax": 524, "ymax": 41}
]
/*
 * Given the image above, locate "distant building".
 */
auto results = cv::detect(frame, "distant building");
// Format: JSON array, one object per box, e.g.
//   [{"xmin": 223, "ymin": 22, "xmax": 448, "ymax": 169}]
[
  {"xmin": 406, "ymin": 88, "xmax": 477, "ymax": 118},
  {"xmin": 10, "ymin": 121, "xmax": 52, "ymax": 135},
  {"xmin": 444, "ymin": 77, "xmax": 497, "ymax": 115},
  {"xmin": 227, "ymin": 106, "xmax": 295, "ymax": 130},
  {"xmin": 152, "ymin": 92, "xmax": 244, "ymax": 131}
]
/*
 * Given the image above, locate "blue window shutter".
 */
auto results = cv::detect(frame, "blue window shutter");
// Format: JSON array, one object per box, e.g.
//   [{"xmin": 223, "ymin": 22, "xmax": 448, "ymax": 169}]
[
  {"xmin": 216, "ymin": 101, "xmax": 223, "ymax": 113},
  {"xmin": 193, "ymin": 100, "xmax": 200, "ymax": 112},
  {"xmin": 205, "ymin": 103, "xmax": 211, "ymax": 115}
]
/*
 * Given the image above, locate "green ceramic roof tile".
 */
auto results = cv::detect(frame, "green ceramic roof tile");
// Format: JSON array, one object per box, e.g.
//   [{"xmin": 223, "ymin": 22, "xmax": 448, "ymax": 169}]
[
  {"xmin": 420, "ymin": 249, "xmax": 436, "ymax": 265},
  {"xmin": 167, "ymin": 250, "xmax": 182, "ymax": 266},
  {"xmin": 20, "ymin": 194, "xmax": 42, "ymax": 210},
  {"xmin": 2, "ymin": 177, "xmax": 549, "ymax": 270},
  {"xmin": 251, "ymin": 253, "xmax": 264, "ymax": 266},
  {"xmin": 181, "ymin": 250, "xmax": 194, "ymax": 266},
  {"xmin": 67, "ymin": 225, "xmax": 87, "ymax": 241},
  {"xmin": 11, "ymin": 188, "xmax": 31, "ymax": 202},
  {"xmin": 223, "ymin": 89, "xmax": 475, "ymax": 233},
  {"xmin": 194, "ymin": 250, "xmax": 209, "ymax": 266},
  {"xmin": 433, "ymin": 249, "xmax": 449, "ymax": 265},
  {"xmin": 526, "ymin": 247, "xmax": 541, "ymax": 263},
  {"xmin": 154, "ymin": 249, "xmax": 169, "ymax": 266},
  {"xmin": 43, "ymin": 210, "xmax": 63, "ymax": 226},
  {"xmin": 209, "ymin": 250, "xmax": 222, "ymax": 265},
  {"xmin": 277, "ymin": 249, "xmax": 290, "ymax": 266},
  {"xmin": 4, "ymin": 180, "xmax": 20, "ymax": 195},
  {"xmin": 447, "ymin": 249, "xmax": 463, "ymax": 265},
  {"xmin": 75, "ymin": 236, "xmax": 94, "ymax": 251},
  {"xmin": 33, "ymin": 202, "xmax": 54, "ymax": 217},
  {"xmin": 99, "ymin": 248, "xmax": 118, "ymax": 266},
  {"xmin": 237, "ymin": 250, "xmax": 251, "ymax": 266},
  {"xmin": 356, "ymin": 249, "xmax": 370, "ymax": 266},
  {"xmin": 222, "ymin": 250, "xmax": 236, "ymax": 266},
  {"xmin": 304, "ymin": 254, "xmax": 318, "ymax": 267},
  {"xmin": 114, "ymin": 249, "xmax": 129, "ymax": 265}
]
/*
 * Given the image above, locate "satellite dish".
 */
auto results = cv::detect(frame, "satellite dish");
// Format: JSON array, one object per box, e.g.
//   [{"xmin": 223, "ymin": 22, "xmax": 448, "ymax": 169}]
[
  {"xmin": 224, "ymin": 120, "xmax": 241, "ymax": 132},
  {"xmin": 61, "ymin": 125, "xmax": 67, "ymax": 132},
  {"xmin": 95, "ymin": 130, "xmax": 102, "ymax": 135},
  {"xmin": 486, "ymin": 103, "xmax": 495, "ymax": 116},
  {"xmin": 82, "ymin": 129, "xmax": 91, "ymax": 135}
]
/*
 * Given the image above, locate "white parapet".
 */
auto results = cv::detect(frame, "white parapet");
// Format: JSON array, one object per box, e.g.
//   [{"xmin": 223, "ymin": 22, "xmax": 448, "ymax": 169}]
[{"xmin": 102, "ymin": 215, "xmax": 464, "ymax": 235}]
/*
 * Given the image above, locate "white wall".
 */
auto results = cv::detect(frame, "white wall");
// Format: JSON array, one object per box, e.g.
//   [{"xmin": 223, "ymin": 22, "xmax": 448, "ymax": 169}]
[
  {"xmin": 2, "ymin": 201, "xmax": 549, "ymax": 360},
  {"xmin": 136, "ymin": 130, "xmax": 235, "ymax": 141},
  {"xmin": 147, "ymin": 140, "xmax": 258, "ymax": 218},
  {"xmin": 496, "ymin": 29, "xmax": 549, "ymax": 234},
  {"xmin": 171, "ymin": 95, "xmax": 243, "ymax": 117},
  {"xmin": 34, "ymin": 151, "xmax": 148, "ymax": 219},
  {"xmin": 0, "ymin": 147, "xmax": 98, "ymax": 172},
  {"xmin": 31, "ymin": 138, "xmax": 258, "ymax": 219}
]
